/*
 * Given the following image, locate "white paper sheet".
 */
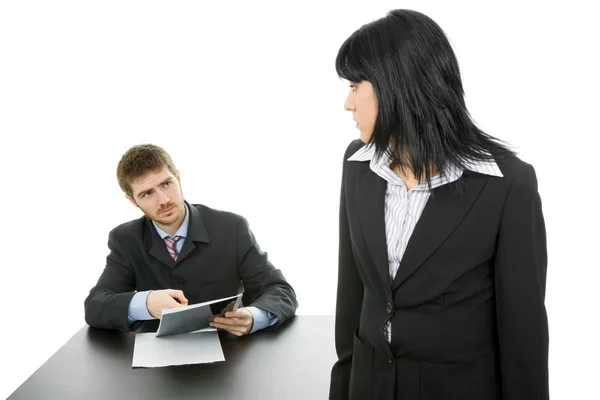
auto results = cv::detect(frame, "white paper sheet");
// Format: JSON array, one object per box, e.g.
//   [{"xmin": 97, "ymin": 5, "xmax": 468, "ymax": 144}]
[{"xmin": 133, "ymin": 330, "xmax": 225, "ymax": 368}]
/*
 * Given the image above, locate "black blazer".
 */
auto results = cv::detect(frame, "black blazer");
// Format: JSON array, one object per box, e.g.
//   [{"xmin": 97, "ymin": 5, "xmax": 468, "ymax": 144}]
[
  {"xmin": 84, "ymin": 202, "xmax": 298, "ymax": 332},
  {"xmin": 330, "ymin": 140, "xmax": 548, "ymax": 400}
]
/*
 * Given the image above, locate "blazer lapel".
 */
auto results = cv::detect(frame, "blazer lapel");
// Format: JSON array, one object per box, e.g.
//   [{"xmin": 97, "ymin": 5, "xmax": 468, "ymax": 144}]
[
  {"xmin": 176, "ymin": 203, "xmax": 210, "ymax": 263},
  {"xmin": 146, "ymin": 220, "xmax": 175, "ymax": 268},
  {"xmin": 391, "ymin": 173, "xmax": 488, "ymax": 290},
  {"xmin": 145, "ymin": 202, "xmax": 211, "ymax": 268},
  {"xmin": 354, "ymin": 162, "xmax": 391, "ymax": 290}
]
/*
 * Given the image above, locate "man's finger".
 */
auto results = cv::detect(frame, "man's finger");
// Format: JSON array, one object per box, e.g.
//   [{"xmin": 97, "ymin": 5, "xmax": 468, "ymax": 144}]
[
  {"xmin": 167, "ymin": 289, "xmax": 188, "ymax": 305},
  {"xmin": 164, "ymin": 301, "xmax": 185, "ymax": 311},
  {"xmin": 209, "ymin": 322, "xmax": 246, "ymax": 335},
  {"xmin": 212, "ymin": 317, "xmax": 245, "ymax": 326},
  {"xmin": 224, "ymin": 310, "xmax": 251, "ymax": 319}
]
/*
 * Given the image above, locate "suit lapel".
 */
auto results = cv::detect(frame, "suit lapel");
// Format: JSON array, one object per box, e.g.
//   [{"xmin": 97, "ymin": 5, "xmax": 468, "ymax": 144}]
[
  {"xmin": 176, "ymin": 203, "xmax": 210, "ymax": 263},
  {"xmin": 145, "ymin": 202, "xmax": 211, "ymax": 268},
  {"xmin": 146, "ymin": 221, "xmax": 175, "ymax": 268},
  {"xmin": 391, "ymin": 173, "xmax": 488, "ymax": 290},
  {"xmin": 354, "ymin": 162, "xmax": 391, "ymax": 289}
]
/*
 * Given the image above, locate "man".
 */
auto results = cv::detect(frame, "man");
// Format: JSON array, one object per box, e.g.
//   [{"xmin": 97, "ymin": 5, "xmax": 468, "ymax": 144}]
[{"xmin": 84, "ymin": 144, "xmax": 297, "ymax": 336}]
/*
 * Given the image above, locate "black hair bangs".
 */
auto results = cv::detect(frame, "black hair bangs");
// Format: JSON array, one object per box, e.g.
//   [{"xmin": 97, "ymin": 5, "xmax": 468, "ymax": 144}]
[{"xmin": 335, "ymin": 30, "xmax": 370, "ymax": 84}]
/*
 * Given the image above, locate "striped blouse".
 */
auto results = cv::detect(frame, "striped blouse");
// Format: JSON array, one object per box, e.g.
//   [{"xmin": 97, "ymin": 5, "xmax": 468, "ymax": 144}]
[{"xmin": 348, "ymin": 144, "xmax": 504, "ymax": 343}]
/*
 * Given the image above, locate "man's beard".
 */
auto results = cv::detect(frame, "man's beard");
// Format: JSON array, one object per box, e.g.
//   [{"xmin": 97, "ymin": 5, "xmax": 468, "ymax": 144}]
[{"xmin": 146, "ymin": 202, "xmax": 182, "ymax": 225}]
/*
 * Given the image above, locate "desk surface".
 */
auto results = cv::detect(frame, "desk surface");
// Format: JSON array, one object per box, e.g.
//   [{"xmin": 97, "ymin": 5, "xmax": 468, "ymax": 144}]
[{"xmin": 9, "ymin": 315, "xmax": 336, "ymax": 400}]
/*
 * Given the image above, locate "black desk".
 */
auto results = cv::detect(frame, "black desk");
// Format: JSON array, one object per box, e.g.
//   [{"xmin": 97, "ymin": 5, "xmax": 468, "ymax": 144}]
[{"xmin": 9, "ymin": 316, "xmax": 336, "ymax": 399}]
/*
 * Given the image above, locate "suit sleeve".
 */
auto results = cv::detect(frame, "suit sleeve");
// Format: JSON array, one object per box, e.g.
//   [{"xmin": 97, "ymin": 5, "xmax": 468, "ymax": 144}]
[
  {"xmin": 84, "ymin": 229, "xmax": 138, "ymax": 332},
  {"xmin": 494, "ymin": 164, "xmax": 549, "ymax": 400},
  {"xmin": 330, "ymin": 143, "xmax": 364, "ymax": 400},
  {"xmin": 236, "ymin": 217, "xmax": 298, "ymax": 329}
]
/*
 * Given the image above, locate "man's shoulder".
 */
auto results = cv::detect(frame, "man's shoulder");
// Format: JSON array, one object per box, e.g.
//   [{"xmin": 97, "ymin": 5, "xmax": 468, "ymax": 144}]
[
  {"xmin": 190, "ymin": 203, "xmax": 247, "ymax": 227},
  {"xmin": 110, "ymin": 215, "xmax": 147, "ymax": 239}
]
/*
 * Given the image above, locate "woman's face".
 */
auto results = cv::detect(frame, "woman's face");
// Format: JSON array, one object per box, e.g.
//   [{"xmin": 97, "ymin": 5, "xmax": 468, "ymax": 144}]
[{"xmin": 344, "ymin": 80, "xmax": 379, "ymax": 143}]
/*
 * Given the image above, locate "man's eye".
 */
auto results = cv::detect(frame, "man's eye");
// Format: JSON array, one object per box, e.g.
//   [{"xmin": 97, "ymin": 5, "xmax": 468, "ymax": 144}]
[
  {"xmin": 163, "ymin": 181, "xmax": 170, "ymax": 187},
  {"xmin": 144, "ymin": 191, "xmax": 152, "ymax": 197}
]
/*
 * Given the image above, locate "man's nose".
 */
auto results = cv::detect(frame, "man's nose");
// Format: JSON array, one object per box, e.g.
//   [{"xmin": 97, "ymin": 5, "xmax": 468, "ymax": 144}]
[{"xmin": 157, "ymin": 189, "xmax": 170, "ymax": 204}]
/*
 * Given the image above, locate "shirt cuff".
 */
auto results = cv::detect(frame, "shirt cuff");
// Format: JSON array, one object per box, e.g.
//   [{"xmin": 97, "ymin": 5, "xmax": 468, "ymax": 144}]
[
  {"xmin": 244, "ymin": 306, "xmax": 279, "ymax": 334},
  {"xmin": 127, "ymin": 291, "xmax": 155, "ymax": 323}
]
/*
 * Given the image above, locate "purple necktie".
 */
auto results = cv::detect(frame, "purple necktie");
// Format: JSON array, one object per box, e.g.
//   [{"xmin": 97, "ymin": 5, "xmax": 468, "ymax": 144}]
[{"xmin": 164, "ymin": 235, "xmax": 182, "ymax": 261}]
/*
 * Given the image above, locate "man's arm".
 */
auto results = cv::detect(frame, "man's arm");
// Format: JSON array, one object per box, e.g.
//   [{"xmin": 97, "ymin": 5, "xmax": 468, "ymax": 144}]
[
  {"xmin": 127, "ymin": 291, "xmax": 153, "ymax": 323},
  {"xmin": 235, "ymin": 217, "xmax": 298, "ymax": 330},
  {"xmin": 494, "ymin": 164, "xmax": 549, "ymax": 400},
  {"xmin": 244, "ymin": 306, "xmax": 278, "ymax": 333},
  {"xmin": 84, "ymin": 229, "xmax": 138, "ymax": 332},
  {"xmin": 85, "ymin": 231, "xmax": 187, "ymax": 331}
]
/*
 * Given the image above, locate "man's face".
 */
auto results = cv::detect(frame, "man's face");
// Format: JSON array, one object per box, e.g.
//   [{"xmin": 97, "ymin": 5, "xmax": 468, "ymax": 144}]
[{"xmin": 126, "ymin": 166, "xmax": 186, "ymax": 229}]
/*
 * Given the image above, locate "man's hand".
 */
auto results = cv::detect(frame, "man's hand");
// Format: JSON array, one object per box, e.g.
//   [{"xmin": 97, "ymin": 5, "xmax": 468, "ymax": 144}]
[
  {"xmin": 146, "ymin": 289, "xmax": 188, "ymax": 319},
  {"xmin": 209, "ymin": 308, "xmax": 254, "ymax": 336}
]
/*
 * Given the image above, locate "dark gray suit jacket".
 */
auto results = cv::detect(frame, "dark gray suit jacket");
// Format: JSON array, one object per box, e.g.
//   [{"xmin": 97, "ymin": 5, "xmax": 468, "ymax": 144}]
[
  {"xmin": 330, "ymin": 140, "xmax": 548, "ymax": 400},
  {"xmin": 84, "ymin": 202, "xmax": 298, "ymax": 332}
]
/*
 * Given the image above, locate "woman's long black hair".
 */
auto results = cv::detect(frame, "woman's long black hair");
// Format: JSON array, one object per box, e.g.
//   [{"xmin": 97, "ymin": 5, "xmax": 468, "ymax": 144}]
[{"xmin": 336, "ymin": 9, "xmax": 515, "ymax": 189}]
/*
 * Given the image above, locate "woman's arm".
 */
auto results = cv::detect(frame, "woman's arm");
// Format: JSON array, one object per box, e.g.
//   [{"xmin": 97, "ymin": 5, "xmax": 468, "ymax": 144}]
[
  {"xmin": 330, "ymin": 143, "xmax": 365, "ymax": 400},
  {"xmin": 494, "ymin": 163, "xmax": 549, "ymax": 400}
]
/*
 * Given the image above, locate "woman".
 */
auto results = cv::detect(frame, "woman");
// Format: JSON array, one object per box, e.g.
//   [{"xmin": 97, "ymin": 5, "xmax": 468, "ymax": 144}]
[{"xmin": 330, "ymin": 10, "xmax": 548, "ymax": 400}]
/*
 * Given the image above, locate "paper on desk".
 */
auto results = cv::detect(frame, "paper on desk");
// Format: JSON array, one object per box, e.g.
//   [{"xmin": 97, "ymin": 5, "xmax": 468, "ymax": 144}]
[{"xmin": 133, "ymin": 329, "xmax": 225, "ymax": 368}]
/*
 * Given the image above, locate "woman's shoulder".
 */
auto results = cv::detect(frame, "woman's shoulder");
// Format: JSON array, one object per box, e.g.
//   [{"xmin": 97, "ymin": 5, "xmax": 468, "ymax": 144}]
[
  {"xmin": 343, "ymin": 139, "xmax": 366, "ymax": 159},
  {"xmin": 494, "ymin": 154, "xmax": 539, "ymax": 191}
]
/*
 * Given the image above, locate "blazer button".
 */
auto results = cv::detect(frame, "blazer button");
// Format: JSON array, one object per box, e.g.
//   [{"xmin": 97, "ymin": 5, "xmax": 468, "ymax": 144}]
[
  {"xmin": 386, "ymin": 303, "xmax": 392, "ymax": 314},
  {"xmin": 387, "ymin": 353, "xmax": 394, "ymax": 364},
  {"xmin": 177, "ymin": 279, "xmax": 186, "ymax": 287}
]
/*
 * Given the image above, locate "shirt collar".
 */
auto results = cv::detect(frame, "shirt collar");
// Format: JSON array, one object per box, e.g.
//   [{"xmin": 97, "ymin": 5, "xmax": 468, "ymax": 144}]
[
  {"xmin": 347, "ymin": 143, "xmax": 504, "ymax": 181},
  {"xmin": 347, "ymin": 143, "xmax": 377, "ymax": 162},
  {"xmin": 152, "ymin": 202, "xmax": 190, "ymax": 239}
]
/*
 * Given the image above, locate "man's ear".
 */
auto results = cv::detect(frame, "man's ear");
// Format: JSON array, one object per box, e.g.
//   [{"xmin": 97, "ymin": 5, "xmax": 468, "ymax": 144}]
[
  {"xmin": 125, "ymin": 194, "xmax": 139, "ymax": 208},
  {"xmin": 176, "ymin": 170, "xmax": 181, "ymax": 182}
]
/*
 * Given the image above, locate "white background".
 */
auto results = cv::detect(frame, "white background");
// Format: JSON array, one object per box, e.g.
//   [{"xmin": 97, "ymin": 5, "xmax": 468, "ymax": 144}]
[{"xmin": 1, "ymin": 1, "xmax": 598, "ymax": 398}]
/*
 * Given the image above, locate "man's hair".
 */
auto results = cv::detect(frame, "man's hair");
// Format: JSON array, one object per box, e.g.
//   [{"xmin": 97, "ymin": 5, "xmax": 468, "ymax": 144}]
[
  {"xmin": 116, "ymin": 144, "xmax": 178, "ymax": 197},
  {"xmin": 335, "ymin": 9, "xmax": 515, "ymax": 190}
]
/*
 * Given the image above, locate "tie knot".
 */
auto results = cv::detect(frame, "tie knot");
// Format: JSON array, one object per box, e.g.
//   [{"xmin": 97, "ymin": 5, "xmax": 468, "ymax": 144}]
[{"xmin": 168, "ymin": 235, "xmax": 182, "ymax": 243}]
